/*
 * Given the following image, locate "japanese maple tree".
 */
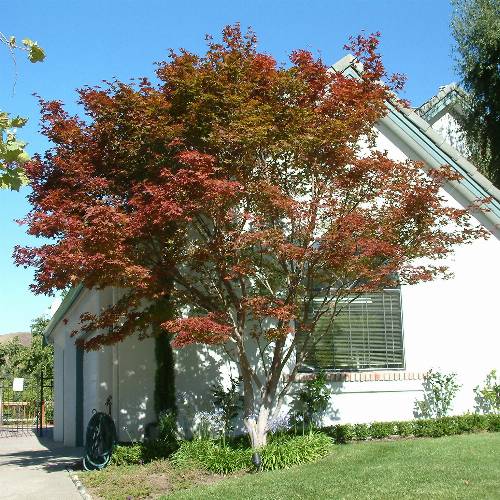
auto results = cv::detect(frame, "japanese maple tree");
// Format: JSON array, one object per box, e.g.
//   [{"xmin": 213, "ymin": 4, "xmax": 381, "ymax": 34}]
[{"xmin": 16, "ymin": 25, "xmax": 486, "ymax": 447}]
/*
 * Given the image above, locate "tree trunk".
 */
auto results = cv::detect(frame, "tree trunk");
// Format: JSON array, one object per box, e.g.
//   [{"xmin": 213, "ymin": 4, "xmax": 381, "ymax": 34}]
[{"xmin": 244, "ymin": 405, "xmax": 270, "ymax": 448}]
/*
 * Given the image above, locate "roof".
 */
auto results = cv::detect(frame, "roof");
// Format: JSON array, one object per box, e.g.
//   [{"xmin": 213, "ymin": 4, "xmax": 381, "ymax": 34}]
[
  {"xmin": 416, "ymin": 83, "xmax": 467, "ymax": 124},
  {"xmin": 333, "ymin": 55, "xmax": 500, "ymax": 239},
  {"xmin": 44, "ymin": 284, "xmax": 84, "ymax": 342}
]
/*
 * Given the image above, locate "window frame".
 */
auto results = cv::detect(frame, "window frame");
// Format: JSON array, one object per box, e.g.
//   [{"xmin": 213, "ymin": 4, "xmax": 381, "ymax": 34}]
[{"xmin": 297, "ymin": 287, "xmax": 406, "ymax": 373}]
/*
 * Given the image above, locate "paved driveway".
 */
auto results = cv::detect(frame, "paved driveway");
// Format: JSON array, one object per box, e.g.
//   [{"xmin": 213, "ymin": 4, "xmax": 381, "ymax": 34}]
[{"xmin": 0, "ymin": 431, "xmax": 83, "ymax": 500}]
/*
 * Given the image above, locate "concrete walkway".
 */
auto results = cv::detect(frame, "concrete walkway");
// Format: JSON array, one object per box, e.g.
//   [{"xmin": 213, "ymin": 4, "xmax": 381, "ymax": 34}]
[{"xmin": 0, "ymin": 431, "xmax": 83, "ymax": 500}]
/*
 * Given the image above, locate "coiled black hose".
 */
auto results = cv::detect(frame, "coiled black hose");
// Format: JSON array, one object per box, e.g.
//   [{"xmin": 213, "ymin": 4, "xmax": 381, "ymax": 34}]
[{"xmin": 83, "ymin": 411, "xmax": 117, "ymax": 471}]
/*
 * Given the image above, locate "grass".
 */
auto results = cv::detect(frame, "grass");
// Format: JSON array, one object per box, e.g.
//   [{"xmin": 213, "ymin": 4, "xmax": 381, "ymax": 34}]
[{"xmin": 80, "ymin": 433, "xmax": 500, "ymax": 500}]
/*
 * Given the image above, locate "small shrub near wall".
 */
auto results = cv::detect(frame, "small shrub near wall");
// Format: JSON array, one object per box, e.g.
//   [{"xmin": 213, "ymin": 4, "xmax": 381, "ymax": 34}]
[
  {"xmin": 395, "ymin": 421, "xmax": 414, "ymax": 437},
  {"xmin": 323, "ymin": 413, "xmax": 500, "ymax": 443},
  {"xmin": 171, "ymin": 439, "xmax": 251, "ymax": 474},
  {"xmin": 474, "ymin": 369, "xmax": 500, "ymax": 414},
  {"xmin": 369, "ymin": 422, "xmax": 397, "ymax": 439},
  {"xmin": 111, "ymin": 444, "xmax": 144, "ymax": 465},
  {"xmin": 353, "ymin": 424, "xmax": 370, "ymax": 441},
  {"xmin": 414, "ymin": 369, "xmax": 461, "ymax": 418}
]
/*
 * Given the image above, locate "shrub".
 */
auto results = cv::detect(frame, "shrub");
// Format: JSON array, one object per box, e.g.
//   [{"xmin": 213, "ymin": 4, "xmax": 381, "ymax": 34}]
[
  {"xmin": 353, "ymin": 423, "xmax": 370, "ymax": 440},
  {"xmin": 156, "ymin": 410, "xmax": 179, "ymax": 453},
  {"xmin": 142, "ymin": 439, "xmax": 176, "ymax": 462},
  {"xmin": 474, "ymin": 370, "xmax": 500, "ymax": 414},
  {"xmin": 395, "ymin": 420, "xmax": 414, "ymax": 437},
  {"xmin": 171, "ymin": 439, "xmax": 251, "ymax": 474},
  {"xmin": 454, "ymin": 413, "xmax": 488, "ymax": 433},
  {"xmin": 291, "ymin": 371, "xmax": 331, "ymax": 428},
  {"xmin": 210, "ymin": 375, "xmax": 243, "ymax": 439},
  {"xmin": 111, "ymin": 444, "xmax": 144, "ymax": 465},
  {"xmin": 369, "ymin": 421, "xmax": 396, "ymax": 439},
  {"xmin": 487, "ymin": 413, "xmax": 500, "ymax": 432},
  {"xmin": 259, "ymin": 432, "xmax": 333, "ymax": 471},
  {"xmin": 414, "ymin": 369, "xmax": 461, "ymax": 418},
  {"xmin": 320, "ymin": 413, "xmax": 499, "ymax": 444},
  {"xmin": 330, "ymin": 424, "xmax": 355, "ymax": 443},
  {"xmin": 111, "ymin": 432, "xmax": 177, "ymax": 465}
]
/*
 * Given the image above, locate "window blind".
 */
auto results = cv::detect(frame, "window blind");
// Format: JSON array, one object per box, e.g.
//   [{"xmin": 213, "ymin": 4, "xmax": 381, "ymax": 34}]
[{"xmin": 298, "ymin": 289, "xmax": 404, "ymax": 371}]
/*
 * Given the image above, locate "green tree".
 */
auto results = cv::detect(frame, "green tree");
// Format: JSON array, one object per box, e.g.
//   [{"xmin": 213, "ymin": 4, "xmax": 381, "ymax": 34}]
[
  {"xmin": 0, "ymin": 316, "xmax": 52, "ymax": 378},
  {"xmin": 0, "ymin": 31, "xmax": 45, "ymax": 190},
  {"xmin": 451, "ymin": 0, "xmax": 500, "ymax": 188}
]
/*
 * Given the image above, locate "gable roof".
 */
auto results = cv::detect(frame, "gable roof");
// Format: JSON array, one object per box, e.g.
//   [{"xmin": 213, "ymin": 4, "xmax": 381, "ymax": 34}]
[
  {"xmin": 333, "ymin": 55, "xmax": 500, "ymax": 240},
  {"xmin": 416, "ymin": 83, "xmax": 467, "ymax": 124}
]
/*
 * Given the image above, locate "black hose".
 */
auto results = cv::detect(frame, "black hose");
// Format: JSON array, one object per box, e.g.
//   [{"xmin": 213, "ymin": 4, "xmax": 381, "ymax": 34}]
[{"xmin": 83, "ymin": 411, "xmax": 117, "ymax": 471}]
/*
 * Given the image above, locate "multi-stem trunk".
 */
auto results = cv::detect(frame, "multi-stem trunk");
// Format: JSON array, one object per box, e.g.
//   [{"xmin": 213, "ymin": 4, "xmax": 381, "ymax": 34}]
[
  {"xmin": 239, "ymin": 338, "xmax": 287, "ymax": 449},
  {"xmin": 244, "ymin": 405, "xmax": 270, "ymax": 448}
]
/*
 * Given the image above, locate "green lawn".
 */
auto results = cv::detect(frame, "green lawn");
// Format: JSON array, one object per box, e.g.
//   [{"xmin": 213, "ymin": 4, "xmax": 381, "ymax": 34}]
[{"xmin": 166, "ymin": 433, "xmax": 500, "ymax": 500}]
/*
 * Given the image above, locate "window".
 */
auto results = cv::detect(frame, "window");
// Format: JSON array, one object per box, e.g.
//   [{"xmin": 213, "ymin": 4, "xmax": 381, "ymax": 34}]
[{"xmin": 298, "ymin": 289, "xmax": 404, "ymax": 371}]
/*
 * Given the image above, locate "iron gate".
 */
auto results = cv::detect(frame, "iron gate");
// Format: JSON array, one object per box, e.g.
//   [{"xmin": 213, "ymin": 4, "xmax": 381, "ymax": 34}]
[{"xmin": 0, "ymin": 372, "xmax": 54, "ymax": 438}]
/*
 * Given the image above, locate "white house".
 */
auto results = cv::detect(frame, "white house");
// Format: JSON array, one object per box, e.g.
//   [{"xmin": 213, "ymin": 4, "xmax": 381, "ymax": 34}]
[{"xmin": 44, "ymin": 56, "xmax": 500, "ymax": 447}]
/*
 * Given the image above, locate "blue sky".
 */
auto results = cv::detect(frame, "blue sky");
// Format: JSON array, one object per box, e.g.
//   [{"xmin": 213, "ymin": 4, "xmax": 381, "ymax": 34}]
[{"xmin": 0, "ymin": 0, "xmax": 457, "ymax": 333}]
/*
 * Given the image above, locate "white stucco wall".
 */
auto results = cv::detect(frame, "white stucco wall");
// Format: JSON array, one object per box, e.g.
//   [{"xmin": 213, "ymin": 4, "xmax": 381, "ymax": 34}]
[{"xmin": 50, "ymin": 287, "xmax": 157, "ymax": 445}]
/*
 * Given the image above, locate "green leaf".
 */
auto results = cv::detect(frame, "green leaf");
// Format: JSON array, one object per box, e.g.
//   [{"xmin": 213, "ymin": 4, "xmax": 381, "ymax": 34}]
[
  {"xmin": 10, "ymin": 116, "xmax": 28, "ymax": 128},
  {"xmin": 22, "ymin": 39, "xmax": 45, "ymax": 63}
]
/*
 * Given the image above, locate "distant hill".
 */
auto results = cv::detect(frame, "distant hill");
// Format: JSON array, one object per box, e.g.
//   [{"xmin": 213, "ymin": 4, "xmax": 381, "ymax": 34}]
[{"xmin": 0, "ymin": 332, "xmax": 32, "ymax": 347}]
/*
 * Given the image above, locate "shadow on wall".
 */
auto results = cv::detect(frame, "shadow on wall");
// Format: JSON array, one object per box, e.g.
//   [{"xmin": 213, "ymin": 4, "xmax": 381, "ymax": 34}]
[
  {"xmin": 174, "ymin": 342, "xmax": 343, "ymax": 435},
  {"xmin": 112, "ymin": 339, "xmax": 157, "ymax": 443},
  {"xmin": 174, "ymin": 343, "xmax": 230, "ymax": 438}
]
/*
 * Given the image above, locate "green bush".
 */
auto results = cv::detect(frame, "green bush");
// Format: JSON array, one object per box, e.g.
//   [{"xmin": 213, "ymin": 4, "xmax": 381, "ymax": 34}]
[
  {"xmin": 321, "ymin": 413, "xmax": 499, "ymax": 444},
  {"xmin": 330, "ymin": 424, "xmax": 355, "ymax": 443},
  {"xmin": 171, "ymin": 439, "xmax": 251, "ymax": 474},
  {"xmin": 413, "ymin": 419, "xmax": 441, "ymax": 438},
  {"xmin": 454, "ymin": 414, "xmax": 488, "ymax": 433},
  {"xmin": 414, "ymin": 369, "xmax": 461, "ymax": 418},
  {"xmin": 111, "ymin": 439, "xmax": 176, "ymax": 465},
  {"xmin": 111, "ymin": 444, "xmax": 144, "ymax": 465},
  {"xmin": 474, "ymin": 369, "xmax": 500, "ymax": 414},
  {"xmin": 142, "ymin": 439, "xmax": 176, "ymax": 462},
  {"xmin": 291, "ymin": 371, "xmax": 331, "ymax": 427},
  {"xmin": 395, "ymin": 420, "xmax": 414, "ymax": 437},
  {"xmin": 487, "ymin": 413, "xmax": 500, "ymax": 432},
  {"xmin": 353, "ymin": 423, "xmax": 370, "ymax": 441},
  {"xmin": 369, "ymin": 421, "xmax": 396, "ymax": 439},
  {"xmin": 260, "ymin": 433, "xmax": 333, "ymax": 471},
  {"xmin": 171, "ymin": 433, "xmax": 332, "ymax": 474}
]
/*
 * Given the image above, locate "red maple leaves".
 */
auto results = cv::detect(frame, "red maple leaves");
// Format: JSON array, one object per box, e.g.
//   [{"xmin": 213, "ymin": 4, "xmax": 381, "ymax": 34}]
[{"xmin": 15, "ymin": 25, "xmax": 487, "ymax": 356}]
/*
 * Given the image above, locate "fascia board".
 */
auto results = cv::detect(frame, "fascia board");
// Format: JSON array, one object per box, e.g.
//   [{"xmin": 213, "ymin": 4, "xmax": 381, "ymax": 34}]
[{"xmin": 43, "ymin": 283, "xmax": 85, "ymax": 343}]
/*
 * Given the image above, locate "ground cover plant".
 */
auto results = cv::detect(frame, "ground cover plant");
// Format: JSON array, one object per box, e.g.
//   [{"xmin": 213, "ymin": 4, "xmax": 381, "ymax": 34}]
[
  {"xmin": 170, "ymin": 432, "xmax": 333, "ymax": 474},
  {"xmin": 80, "ymin": 432, "xmax": 500, "ymax": 499}
]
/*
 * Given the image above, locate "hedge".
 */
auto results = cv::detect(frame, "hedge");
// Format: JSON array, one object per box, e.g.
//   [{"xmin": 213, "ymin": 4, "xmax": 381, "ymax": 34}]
[
  {"xmin": 323, "ymin": 413, "xmax": 500, "ymax": 443},
  {"xmin": 112, "ymin": 413, "xmax": 500, "ymax": 465}
]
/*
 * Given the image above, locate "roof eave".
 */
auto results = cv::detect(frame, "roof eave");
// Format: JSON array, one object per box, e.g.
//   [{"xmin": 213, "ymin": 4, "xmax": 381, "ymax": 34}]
[
  {"xmin": 334, "ymin": 54, "xmax": 500, "ymax": 239},
  {"xmin": 43, "ymin": 283, "xmax": 85, "ymax": 343}
]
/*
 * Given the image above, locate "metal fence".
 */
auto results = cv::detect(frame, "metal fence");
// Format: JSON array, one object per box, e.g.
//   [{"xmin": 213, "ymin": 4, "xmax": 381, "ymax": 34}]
[{"xmin": 0, "ymin": 372, "xmax": 54, "ymax": 438}]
